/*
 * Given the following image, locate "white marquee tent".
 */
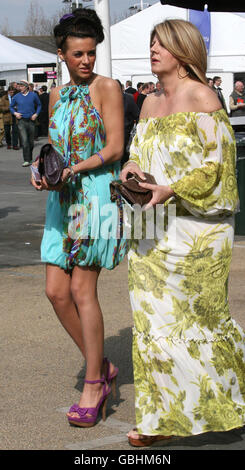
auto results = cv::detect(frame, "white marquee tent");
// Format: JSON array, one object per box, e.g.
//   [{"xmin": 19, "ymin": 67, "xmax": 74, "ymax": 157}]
[
  {"xmin": 0, "ymin": 34, "xmax": 57, "ymax": 83},
  {"xmin": 110, "ymin": 2, "xmax": 245, "ymax": 105}
]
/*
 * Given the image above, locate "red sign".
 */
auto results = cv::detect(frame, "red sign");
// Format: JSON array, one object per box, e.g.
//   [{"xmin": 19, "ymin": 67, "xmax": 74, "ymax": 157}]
[{"xmin": 46, "ymin": 71, "xmax": 57, "ymax": 79}]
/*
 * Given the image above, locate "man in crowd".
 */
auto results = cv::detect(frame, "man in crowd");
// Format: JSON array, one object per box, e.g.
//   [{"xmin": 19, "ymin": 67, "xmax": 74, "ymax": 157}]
[
  {"xmin": 116, "ymin": 79, "xmax": 139, "ymax": 167},
  {"xmin": 207, "ymin": 77, "xmax": 213, "ymax": 88},
  {"xmin": 125, "ymin": 80, "xmax": 137, "ymax": 95},
  {"xmin": 0, "ymin": 86, "xmax": 19, "ymax": 150},
  {"xmin": 0, "ymin": 110, "xmax": 4, "ymax": 147},
  {"xmin": 137, "ymin": 82, "xmax": 151, "ymax": 111},
  {"xmin": 229, "ymin": 81, "xmax": 245, "ymax": 117},
  {"xmin": 148, "ymin": 82, "xmax": 156, "ymax": 93},
  {"xmin": 155, "ymin": 81, "xmax": 162, "ymax": 91},
  {"xmin": 212, "ymin": 76, "xmax": 228, "ymax": 113},
  {"xmin": 0, "ymin": 86, "xmax": 5, "ymax": 147},
  {"xmin": 133, "ymin": 82, "xmax": 143, "ymax": 104},
  {"xmin": 38, "ymin": 85, "xmax": 49, "ymax": 137},
  {"xmin": 10, "ymin": 80, "xmax": 41, "ymax": 167}
]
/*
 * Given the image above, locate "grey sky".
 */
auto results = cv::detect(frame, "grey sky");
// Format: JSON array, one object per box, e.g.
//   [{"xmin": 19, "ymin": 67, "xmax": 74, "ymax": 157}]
[
  {"xmin": 2, "ymin": 1, "xmax": 244, "ymax": 35},
  {"xmin": 1, "ymin": 0, "xmax": 159, "ymax": 34}
]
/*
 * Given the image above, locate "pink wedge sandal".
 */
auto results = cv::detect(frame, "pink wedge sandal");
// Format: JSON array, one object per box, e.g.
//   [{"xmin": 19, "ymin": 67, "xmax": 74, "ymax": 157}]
[
  {"xmin": 67, "ymin": 376, "xmax": 111, "ymax": 428},
  {"xmin": 103, "ymin": 357, "xmax": 119, "ymax": 399}
]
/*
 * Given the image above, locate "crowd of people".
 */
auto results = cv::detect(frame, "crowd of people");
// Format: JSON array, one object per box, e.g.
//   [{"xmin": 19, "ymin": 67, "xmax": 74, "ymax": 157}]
[
  {"xmin": 1, "ymin": 74, "xmax": 244, "ymax": 169},
  {"xmin": 206, "ymin": 75, "xmax": 245, "ymax": 118},
  {"xmin": 123, "ymin": 75, "xmax": 245, "ymax": 125},
  {"xmin": 0, "ymin": 76, "xmax": 155, "ymax": 169},
  {"xmin": 119, "ymin": 79, "xmax": 160, "ymax": 166},
  {"xmin": 2, "ymin": 6, "xmax": 245, "ymax": 448},
  {"xmin": 121, "ymin": 75, "xmax": 245, "ymax": 167},
  {"xmin": 0, "ymin": 80, "xmax": 50, "ymax": 165}
]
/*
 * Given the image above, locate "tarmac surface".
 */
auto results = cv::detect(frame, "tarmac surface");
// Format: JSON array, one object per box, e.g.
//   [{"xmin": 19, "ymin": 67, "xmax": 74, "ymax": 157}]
[{"xmin": 1, "ymin": 139, "xmax": 245, "ymax": 453}]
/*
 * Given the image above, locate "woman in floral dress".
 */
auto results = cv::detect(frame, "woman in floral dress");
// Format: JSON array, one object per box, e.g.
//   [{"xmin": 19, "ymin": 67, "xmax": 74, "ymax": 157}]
[{"xmin": 121, "ymin": 19, "xmax": 245, "ymax": 447}]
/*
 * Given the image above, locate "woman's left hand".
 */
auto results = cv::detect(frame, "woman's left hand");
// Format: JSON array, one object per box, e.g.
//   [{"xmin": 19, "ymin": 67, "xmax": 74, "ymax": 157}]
[
  {"xmin": 139, "ymin": 182, "xmax": 175, "ymax": 210},
  {"xmin": 60, "ymin": 167, "xmax": 72, "ymax": 184},
  {"xmin": 51, "ymin": 168, "xmax": 72, "ymax": 191}
]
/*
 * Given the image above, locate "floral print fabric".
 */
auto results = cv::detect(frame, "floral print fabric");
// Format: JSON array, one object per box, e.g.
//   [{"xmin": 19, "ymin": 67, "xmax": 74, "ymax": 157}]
[
  {"xmin": 41, "ymin": 84, "xmax": 126, "ymax": 271},
  {"xmin": 128, "ymin": 109, "xmax": 245, "ymax": 436}
]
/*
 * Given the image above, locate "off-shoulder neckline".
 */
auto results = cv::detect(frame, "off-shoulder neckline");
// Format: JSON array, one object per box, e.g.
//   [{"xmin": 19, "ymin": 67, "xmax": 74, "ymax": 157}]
[{"xmin": 139, "ymin": 108, "xmax": 226, "ymax": 122}]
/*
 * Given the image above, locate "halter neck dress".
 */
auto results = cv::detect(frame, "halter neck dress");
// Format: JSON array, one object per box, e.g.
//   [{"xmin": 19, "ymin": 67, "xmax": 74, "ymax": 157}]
[{"xmin": 41, "ymin": 84, "xmax": 127, "ymax": 271}]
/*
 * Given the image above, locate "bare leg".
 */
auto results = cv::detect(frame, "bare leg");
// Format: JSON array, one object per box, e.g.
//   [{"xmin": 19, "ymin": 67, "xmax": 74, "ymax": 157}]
[
  {"xmin": 45, "ymin": 263, "xmax": 114, "ymax": 417},
  {"xmin": 45, "ymin": 264, "xmax": 85, "ymax": 356},
  {"xmin": 67, "ymin": 265, "xmax": 108, "ymax": 417}
]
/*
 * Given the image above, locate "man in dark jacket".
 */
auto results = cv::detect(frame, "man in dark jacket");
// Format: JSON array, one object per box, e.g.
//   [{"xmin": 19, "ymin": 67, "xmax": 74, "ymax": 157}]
[
  {"xmin": 125, "ymin": 80, "xmax": 137, "ymax": 95},
  {"xmin": 38, "ymin": 86, "xmax": 49, "ymax": 136},
  {"xmin": 137, "ymin": 82, "xmax": 150, "ymax": 111},
  {"xmin": 212, "ymin": 76, "xmax": 228, "ymax": 114},
  {"xmin": 122, "ymin": 92, "xmax": 140, "ymax": 166},
  {"xmin": 116, "ymin": 80, "xmax": 140, "ymax": 167}
]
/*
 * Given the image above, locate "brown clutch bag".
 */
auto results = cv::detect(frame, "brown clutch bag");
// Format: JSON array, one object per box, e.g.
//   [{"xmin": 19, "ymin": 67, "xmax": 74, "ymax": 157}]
[
  {"xmin": 110, "ymin": 172, "xmax": 156, "ymax": 207},
  {"xmin": 38, "ymin": 143, "xmax": 64, "ymax": 186}
]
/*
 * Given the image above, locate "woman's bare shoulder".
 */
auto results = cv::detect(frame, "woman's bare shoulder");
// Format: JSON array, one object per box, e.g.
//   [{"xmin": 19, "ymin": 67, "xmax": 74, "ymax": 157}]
[
  {"xmin": 189, "ymin": 82, "xmax": 222, "ymax": 113},
  {"xmin": 94, "ymin": 75, "xmax": 121, "ymax": 94},
  {"xmin": 49, "ymin": 85, "xmax": 63, "ymax": 107},
  {"xmin": 140, "ymin": 91, "xmax": 164, "ymax": 118}
]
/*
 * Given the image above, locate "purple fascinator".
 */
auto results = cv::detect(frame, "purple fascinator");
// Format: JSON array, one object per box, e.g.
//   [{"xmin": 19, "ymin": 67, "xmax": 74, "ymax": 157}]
[{"xmin": 59, "ymin": 14, "xmax": 74, "ymax": 23}]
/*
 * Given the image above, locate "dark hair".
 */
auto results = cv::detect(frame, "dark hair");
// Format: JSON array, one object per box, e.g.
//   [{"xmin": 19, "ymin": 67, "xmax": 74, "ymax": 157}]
[
  {"xmin": 54, "ymin": 8, "xmax": 104, "ymax": 51},
  {"xmin": 41, "ymin": 85, "xmax": 47, "ymax": 92},
  {"xmin": 142, "ymin": 82, "xmax": 150, "ymax": 91},
  {"xmin": 213, "ymin": 76, "xmax": 221, "ymax": 83}
]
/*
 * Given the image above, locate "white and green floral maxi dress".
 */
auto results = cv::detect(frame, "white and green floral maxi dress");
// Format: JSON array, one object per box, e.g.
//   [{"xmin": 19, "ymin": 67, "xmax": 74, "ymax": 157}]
[{"xmin": 128, "ymin": 109, "xmax": 245, "ymax": 437}]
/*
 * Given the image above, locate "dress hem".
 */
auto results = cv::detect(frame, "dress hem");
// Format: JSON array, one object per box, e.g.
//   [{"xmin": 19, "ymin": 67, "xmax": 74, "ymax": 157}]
[{"xmin": 135, "ymin": 422, "xmax": 245, "ymax": 438}]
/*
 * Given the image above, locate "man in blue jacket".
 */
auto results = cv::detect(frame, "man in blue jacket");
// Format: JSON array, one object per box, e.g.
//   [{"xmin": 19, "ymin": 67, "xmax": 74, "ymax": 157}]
[{"xmin": 10, "ymin": 80, "xmax": 42, "ymax": 167}]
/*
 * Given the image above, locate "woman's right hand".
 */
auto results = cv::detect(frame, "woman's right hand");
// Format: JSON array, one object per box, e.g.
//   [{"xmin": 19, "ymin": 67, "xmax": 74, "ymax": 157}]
[
  {"xmin": 120, "ymin": 161, "xmax": 146, "ymax": 182},
  {"xmin": 30, "ymin": 164, "xmax": 72, "ymax": 192},
  {"xmin": 30, "ymin": 160, "xmax": 46, "ymax": 191},
  {"xmin": 30, "ymin": 175, "xmax": 49, "ymax": 191},
  {"xmin": 30, "ymin": 176, "xmax": 64, "ymax": 192}
]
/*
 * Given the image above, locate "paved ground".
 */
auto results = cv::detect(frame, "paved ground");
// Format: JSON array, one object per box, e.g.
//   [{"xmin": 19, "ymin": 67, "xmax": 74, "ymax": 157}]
[{"xmin": 0, "ymin": 141, "xmax": 245, "ymax": 452}]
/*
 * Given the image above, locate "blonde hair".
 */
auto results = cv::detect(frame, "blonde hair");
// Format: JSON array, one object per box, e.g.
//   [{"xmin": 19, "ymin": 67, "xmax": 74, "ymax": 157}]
[{"xmin": 150, "ymin": 19, "xmax": 207, "ymax": 85}]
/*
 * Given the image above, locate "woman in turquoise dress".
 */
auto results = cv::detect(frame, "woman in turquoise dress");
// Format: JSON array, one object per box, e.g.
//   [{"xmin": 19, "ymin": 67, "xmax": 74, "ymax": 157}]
[
  {"xmin": 31, "ymin": 9, "xmax": 126, "ymax": 427},
  {"xmin": 121, "ymin": 19, "xmax": 245, "ymax": 446}
]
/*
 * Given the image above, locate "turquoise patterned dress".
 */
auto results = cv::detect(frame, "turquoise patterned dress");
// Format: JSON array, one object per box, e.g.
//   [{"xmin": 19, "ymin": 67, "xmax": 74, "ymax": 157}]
[{"xmin": 41, "ymin": 84, "xmax": 126, "ymax": 271}]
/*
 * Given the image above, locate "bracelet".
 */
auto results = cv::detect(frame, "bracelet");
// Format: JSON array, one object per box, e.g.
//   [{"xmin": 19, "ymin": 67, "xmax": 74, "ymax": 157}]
[{"xmin": 95, "ymin": 151, "xmax": 105, "ymax": 165}]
